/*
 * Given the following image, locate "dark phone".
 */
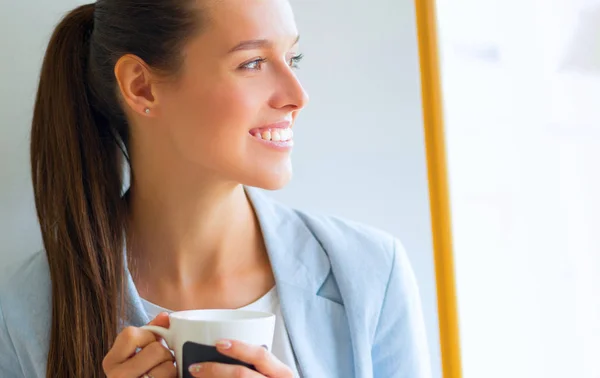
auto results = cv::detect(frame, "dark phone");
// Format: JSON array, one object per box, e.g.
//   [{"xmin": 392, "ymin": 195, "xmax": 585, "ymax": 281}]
[{"xmin": 181, "ymin": 341, "xmax": 257, "ymax": 378}]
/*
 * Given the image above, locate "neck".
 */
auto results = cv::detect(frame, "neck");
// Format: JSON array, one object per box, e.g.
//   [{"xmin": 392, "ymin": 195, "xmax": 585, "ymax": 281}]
[{"xmin": 127, "ymin": 181, "xmax": 266, "ymax": 287}]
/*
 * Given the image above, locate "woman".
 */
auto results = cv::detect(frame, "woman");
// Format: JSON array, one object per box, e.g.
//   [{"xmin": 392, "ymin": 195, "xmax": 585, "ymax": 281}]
[{"xmin": 0, "ymin": 0, "xmax": 431, "ymax": 377}]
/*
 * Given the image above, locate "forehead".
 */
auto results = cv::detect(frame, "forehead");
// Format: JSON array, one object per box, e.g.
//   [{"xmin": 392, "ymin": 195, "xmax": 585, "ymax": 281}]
[{"xmin": 201, "ymin": 0, "xmax": 298, "ymax": 45}]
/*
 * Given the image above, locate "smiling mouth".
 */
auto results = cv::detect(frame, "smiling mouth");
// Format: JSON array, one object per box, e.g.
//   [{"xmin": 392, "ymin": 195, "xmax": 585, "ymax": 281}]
[{"xmin": 251, "ymin": 128, "xmax": 293, "ymax": 142}]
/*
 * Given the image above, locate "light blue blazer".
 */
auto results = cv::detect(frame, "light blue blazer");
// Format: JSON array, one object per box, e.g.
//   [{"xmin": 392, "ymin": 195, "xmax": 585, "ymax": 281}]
[{"xmin": 0, "ymin": 187, "xmax": 431, "ymax": 377}]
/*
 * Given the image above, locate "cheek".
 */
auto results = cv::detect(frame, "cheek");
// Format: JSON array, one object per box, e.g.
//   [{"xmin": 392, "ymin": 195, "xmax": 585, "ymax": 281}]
[
  {"xmin": 195, "ymin": 85, "xmax": 258, "ymax": 134},
  {"xmin": 161, "ymin": 77, "xmax": 263, "ymax": 164}
]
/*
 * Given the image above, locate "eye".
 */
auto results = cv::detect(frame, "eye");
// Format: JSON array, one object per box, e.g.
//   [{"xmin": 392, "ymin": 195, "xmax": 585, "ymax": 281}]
[
  {"xmin": 289, "ymin": 53, "xmax": 304, "ymax": 69},
  {"xmin": 240, "ymin": 58, "xmax": 267, "ymax": 71},
  {"xmin": 239, "ymin": 53, "xmax": 304, "ymax": 71}
]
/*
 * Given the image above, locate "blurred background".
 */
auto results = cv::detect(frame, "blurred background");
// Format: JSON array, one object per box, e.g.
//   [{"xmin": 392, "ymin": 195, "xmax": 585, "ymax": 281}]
[{"xmin": 435, "ymin": 0, "xmax": 600, "ymax": 377}]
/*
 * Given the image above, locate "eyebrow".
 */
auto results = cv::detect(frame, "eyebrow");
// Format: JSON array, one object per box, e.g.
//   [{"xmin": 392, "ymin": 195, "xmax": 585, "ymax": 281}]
[{"xmin": 228, "ymin": 35, "xmax": 300, "ymax": 53}]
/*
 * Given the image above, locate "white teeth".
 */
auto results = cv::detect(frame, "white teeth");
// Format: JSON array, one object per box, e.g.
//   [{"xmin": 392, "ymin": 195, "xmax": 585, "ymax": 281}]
[
  {"xmin": 280, "ymin": 128, "xmax": 291, "ymax": 140},
  {"xmin": 254, "ymin": 128, "xmax": 293, "ymax": 142}
]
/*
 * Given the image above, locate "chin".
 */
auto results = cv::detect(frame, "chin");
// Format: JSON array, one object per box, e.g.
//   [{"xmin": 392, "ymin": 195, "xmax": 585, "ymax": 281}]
[
  {"xmin": 259, "ymin": 180, "xmax": 291, "ymax": 191},
  {"xmin": 244, "ymin": 169, "xmax": 293, "ymax": 191}
]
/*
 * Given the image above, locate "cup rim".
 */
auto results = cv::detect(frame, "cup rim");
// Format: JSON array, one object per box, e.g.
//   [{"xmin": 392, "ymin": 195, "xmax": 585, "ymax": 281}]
[{"xmin": 169, "ymin": 309, "xmax": 275, "ymax": 322}]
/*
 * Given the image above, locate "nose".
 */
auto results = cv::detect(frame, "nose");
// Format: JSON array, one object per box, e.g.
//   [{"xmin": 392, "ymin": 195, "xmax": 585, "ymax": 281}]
[{"xmin": 270, "ymin": 65, "xmax": 310, "ymax": 111}]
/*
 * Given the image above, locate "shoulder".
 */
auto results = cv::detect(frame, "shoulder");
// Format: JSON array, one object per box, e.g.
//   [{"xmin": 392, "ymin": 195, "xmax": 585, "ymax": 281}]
[
  {"xmin": 294, "ymin": 208, "xmax": 401, "ymax": 275},
  {"xmin": 248, "ymin": 187, "xmax": 400, "ymax": 280},
  {"xmin": 0, "ymin": 250, "xmax": 51, "ymax": 377},
  {"xmin": 0, "ymin": 250, "xmax": 52, "ymax": 313},
  {"xmin": 295, "ymin": 208, "xmax": 398, "ymax": 252},
  {"xmin": 250, "ymin": 187, "xmax": 406, "ymax": 289}
]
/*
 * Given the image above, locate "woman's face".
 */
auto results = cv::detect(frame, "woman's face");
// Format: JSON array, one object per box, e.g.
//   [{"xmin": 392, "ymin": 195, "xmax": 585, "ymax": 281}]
[{"xmin": 152, "ymin": 0, "xmax": 309, "ymax": 190}]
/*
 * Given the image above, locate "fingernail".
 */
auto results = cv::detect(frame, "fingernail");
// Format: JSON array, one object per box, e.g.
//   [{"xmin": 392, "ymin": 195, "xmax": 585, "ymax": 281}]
[
  {"xmin": 216, "ymin": 339, "xmax": 232, "ymax": 349},
  {"xmin": 189, "ymin": 363, "xmax": 203, "ymax": 373}
]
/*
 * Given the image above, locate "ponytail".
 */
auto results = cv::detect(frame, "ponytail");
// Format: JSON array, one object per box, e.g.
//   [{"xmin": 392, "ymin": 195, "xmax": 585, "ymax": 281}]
[{"xmin": 30, "ymin": 3, "xmax": 127, "ymax": 377}]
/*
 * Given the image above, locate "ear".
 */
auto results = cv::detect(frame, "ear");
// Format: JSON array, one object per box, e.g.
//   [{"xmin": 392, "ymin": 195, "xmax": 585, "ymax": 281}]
[{"xmin": 114, "ymin": 54, "xmax": 159, "ymax": 117}]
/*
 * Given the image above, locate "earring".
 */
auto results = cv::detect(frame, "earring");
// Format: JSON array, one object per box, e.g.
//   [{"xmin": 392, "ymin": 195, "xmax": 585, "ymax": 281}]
[{"xmin": 144, "ymin": 108, "xmax": 150, "ymax": 114}]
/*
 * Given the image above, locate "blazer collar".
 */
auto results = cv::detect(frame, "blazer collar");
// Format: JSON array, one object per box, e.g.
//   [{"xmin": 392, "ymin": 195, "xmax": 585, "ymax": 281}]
[{"xmin": 244, "ymin": 186, "xmax": 331, "ymax": 292}]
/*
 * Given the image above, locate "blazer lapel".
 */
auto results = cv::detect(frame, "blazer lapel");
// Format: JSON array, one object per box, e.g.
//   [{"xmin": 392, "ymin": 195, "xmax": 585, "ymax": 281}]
[{"xmin": 246, "ymin": 187, "xmax": 355, "ymax": 377}]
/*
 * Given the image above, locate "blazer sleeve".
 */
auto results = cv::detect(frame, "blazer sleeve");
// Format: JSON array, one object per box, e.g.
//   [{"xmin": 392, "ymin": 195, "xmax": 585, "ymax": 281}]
[
  {"xmin": 0, "ymin": 297, "xmax": 25, "ymax": 378},
  {"xmin": 371, "ymin": 238, "xmax": 432, "ymax": 378}
]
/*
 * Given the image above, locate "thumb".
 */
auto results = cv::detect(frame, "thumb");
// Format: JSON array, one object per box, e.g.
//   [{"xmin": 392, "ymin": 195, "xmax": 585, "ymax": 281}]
[{"xmin": 148, "ymin": 312, "xmax": 170, "ymax": 328}]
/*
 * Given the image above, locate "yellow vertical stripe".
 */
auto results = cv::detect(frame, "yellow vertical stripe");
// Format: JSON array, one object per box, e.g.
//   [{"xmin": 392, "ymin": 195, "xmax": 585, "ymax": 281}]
[{"xmin": 413, "ymin": 1, "xmax": 463, "ymax": 378}]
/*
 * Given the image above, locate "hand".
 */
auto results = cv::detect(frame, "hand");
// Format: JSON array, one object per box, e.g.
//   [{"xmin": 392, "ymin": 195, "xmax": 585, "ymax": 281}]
[
  {"xmin": 102, "ymin": 312, "xmax": 176, "ymax": 378},
  {"xmin": 187, "ymin": 340, "xmax": 293, "ymax": 378}
]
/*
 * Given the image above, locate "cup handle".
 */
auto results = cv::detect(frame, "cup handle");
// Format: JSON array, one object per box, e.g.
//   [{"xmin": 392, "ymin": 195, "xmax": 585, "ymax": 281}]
[{"xmin": 141, "ymin": 325, "xmax": 174, "ymax": 348}]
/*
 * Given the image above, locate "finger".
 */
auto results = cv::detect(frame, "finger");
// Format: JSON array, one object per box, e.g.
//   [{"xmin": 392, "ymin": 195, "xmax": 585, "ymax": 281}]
[
  {"xmin": 146, "ymin": 359, "xmax": 177, "ymax": 378},
  {"xmin": 103, "ymin": 313, "xmax": 170, "ymax": 370},
  {"xmin": 214, "ymin": 340, "xmax": 292, "ymax": 377},
  {"xmin": 149, "ymin": 312, "xmax": 170, "ymax": 328},
  {"xmin": 103, "ymin": 326, "xmax": 157, "ymax": 369},
  {"xmin": 188, "ymin": 362, "xmax": 263, "ymax": 378},
  {"xmin": 111, "ymin": 341, "xmax": 174, "ymax": 378},
  {"xmin": 147, "ymin": 312, "xmax": 171, "ymax": 342}
]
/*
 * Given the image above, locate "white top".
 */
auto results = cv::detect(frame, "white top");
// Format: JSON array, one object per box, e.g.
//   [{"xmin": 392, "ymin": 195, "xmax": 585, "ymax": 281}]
[{"xmin": 141, "ymin": 287, "xmax": 301, "ymax": 377}]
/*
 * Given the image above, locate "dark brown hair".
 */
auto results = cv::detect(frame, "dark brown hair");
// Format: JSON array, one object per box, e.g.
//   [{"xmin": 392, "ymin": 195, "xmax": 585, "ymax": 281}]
[{"xmin": 30, "ymin": 1, "xmax": 200, "ymax": 377}]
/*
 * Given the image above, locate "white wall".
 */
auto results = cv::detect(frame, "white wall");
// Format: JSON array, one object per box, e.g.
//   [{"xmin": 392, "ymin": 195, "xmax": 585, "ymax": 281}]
[
  {"xmin": 0, "ymin": 1, "xmax": 68, "ymax": 270},
  {"xmin": 0, "ymin": 1, "xmax": 441, "ymax": 377}
]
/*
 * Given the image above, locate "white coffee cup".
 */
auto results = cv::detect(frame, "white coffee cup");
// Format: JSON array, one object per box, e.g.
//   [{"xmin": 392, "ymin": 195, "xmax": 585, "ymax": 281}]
[{"xmin": 141, "ymin": 309, "xmax": 276, "ymax": 378}]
